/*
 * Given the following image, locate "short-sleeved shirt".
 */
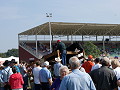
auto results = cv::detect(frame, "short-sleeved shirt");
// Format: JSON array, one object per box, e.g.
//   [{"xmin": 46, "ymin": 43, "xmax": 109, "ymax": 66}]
[
  {"xmin": 113, "ymin": 67, "xmax": 120, "ymax": 90},
  {"xmin": 59, "ymin": 69, "xmax": 96, "ymax": 90},
  {"xmin": 54, "ymin": 63, "xmax": 63, "ymax": 77},
  {"xmin": 0, "ymin": 70, "xmax": 3, "ymax": 83},
  {"xmin": 56, "ymin": 42, "xmax": 66, "ymax": 53},
  {"xmin": 19, "ymin": 65, "xmax": 27, "ymax": 77},
  {"xmin": 2, "ymin": 66, "xmax": 13, "ymax": 82},
  {"xmin": 90, "ymin": 66, "xmax": 118, "ymax": 90},
  {"xmin": 91, "ymin": 63, "xmax": 102, "ymax": 71},
  {"xmin": 39, "ymin": 67, "xmax": 52, "ymax": 83},
  {"xmin": 33, "ymin": 66, "xmax": 42, "ymax": 84},
  {"xmin": 82, "ymin": 61, "xmax": 94, "ymax": 73}
]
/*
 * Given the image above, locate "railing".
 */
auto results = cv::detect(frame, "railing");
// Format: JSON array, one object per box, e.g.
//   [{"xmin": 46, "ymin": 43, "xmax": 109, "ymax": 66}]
[
  {"xmin": 19, "ymin": 42, "xmax": 40, "ymax": 58},
  {"xmin": 19, "ymin": 42, "xmax": 50, "ymax": 59}
]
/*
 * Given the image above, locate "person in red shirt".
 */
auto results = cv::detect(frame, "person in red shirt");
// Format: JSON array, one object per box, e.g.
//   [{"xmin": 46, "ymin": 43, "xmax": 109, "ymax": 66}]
[
  {"xmin": 82, "ymin": 55, "xmax": 94, "ymax": 73},
  {"xmin": 9, "ymin": 67, "xmax": 24, "ymax": 90}
]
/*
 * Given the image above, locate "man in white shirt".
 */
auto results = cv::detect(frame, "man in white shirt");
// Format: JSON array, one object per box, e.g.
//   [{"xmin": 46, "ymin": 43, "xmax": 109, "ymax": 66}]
[
  {"xmin": 33, "ymin": 61, "xmax": 42, "ymax": 90},
  {"xmin": 91, "ymin": 58, "xmax": 102, "ymax": 71}
]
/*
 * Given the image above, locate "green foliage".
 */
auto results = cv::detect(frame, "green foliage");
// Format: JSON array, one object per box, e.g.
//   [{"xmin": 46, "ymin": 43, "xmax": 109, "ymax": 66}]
[
  {"xmin": 0, "ymin": 53, "xmax": 6, "ymax": 58},
  {"xmin": 0, "ymin": 48, "xmax": 19, "ymax": 58},
  {"xmin": 83, "ymin": 41, "xmax": 101, "ymax": 58}
]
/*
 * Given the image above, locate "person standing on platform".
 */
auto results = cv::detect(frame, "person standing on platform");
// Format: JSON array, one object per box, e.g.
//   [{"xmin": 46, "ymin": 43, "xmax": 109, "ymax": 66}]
[{"xmin": 56, "ymin": 40, "xmax": 67, "ymax": 65}]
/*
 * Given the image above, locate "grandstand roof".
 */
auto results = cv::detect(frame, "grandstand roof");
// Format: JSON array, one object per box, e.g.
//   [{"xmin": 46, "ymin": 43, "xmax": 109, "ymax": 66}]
[{"xmin": 19, "ymin": 22, "xmax": 120, "ymax": 36}]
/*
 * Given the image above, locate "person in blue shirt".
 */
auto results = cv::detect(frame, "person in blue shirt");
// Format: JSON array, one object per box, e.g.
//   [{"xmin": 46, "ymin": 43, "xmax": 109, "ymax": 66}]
[
  {"xmin": 39, "ymin": 61, "xmax": 53, "ymax": 90},
  {"xmin": 59, "ymin": 56, "xmax": 96, "ymax": 90},
  {"xmin": 53, "ymin": 57, "xmax": 63, "ymax": 78},
  {"xmin": 0, "ymin": 66, "xmax": 4, "ymax": 90}
]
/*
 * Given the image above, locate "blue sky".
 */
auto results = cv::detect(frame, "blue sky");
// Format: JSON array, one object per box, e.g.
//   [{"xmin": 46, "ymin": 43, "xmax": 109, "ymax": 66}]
[{"xmin": 0, "ymin": 0, "xmax": 120, "ymax": 53}]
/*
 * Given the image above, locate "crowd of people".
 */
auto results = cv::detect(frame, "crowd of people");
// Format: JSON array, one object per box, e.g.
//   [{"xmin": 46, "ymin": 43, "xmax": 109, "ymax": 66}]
[
  {"xmin": 0, "ymin": 55, "xmax": 120, "ymax": 90},
  {"xmin": 0, "ymin": 40, "xmax": 120, "ymax": 90}
]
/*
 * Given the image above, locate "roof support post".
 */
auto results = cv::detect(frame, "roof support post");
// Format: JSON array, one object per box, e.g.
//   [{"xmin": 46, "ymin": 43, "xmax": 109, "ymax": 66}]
[
  {"xmin": 71, "ymin": 35, "xmax": 73, "ymax": 44},
  {"xmin": 82, "ymin": 35, "xmax": 83, "ymax": 41},
  {"xmin": 102, "ymin": 36, "xmax": 105, "ymax": 54},
  {"xmin": 67, "ymin": 35, "xmax": 69, "ymax": 41},
  {"xmin": 18, "ymin": 35, "xmax": 20, "ymax": 48},
  {"xmin": 46, "ymin": 13, "xmax": 52, "ymax": 53},
  {"xmin": 96, "ymin": 35, "xmax": 97, "ymax": 41},
  {"xmin": 109, "ymin": 36, "xmax": 111, "ymax": 41},
  {"xmin": 35, "ymin": 34, "xmax": 38, "ymax": 55}
]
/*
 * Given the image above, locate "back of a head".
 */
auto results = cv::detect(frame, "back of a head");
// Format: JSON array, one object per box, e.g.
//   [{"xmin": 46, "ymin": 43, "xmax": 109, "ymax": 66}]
[
  {"xmin": 57, "ymin": 40, "xmax": 61, "ymax": 43},
  {"xmin": 111, "ymin": 59, "xmax": 120, "ymax": 67},
  {"xmin": 101, "ymin": 57, "xmax": 111, "ymax": 66},
  {"xmin": 36, "ymin": 61, "xmax": 41, "ymax": 66},
  {"xmin": 69, "ymin": 56, "xmax": 80, "ymax": 69},
  {"xmin": 88, "ymin": 55, "xmax": 93, "ymax": 61},
  {"xmin": 12, "ymin": 67, "xmax": 17, "ymax": 73},
  {"xmin": 11, "ymin": 59, "xmax": 15, "ymax": 63},
  {"xmin": 22, "ymin": 61, "xmax": 26, "ymax": 65},
  {"xmin": 95, "ymin": 58, "xmax": 100, "ymax": 63}
]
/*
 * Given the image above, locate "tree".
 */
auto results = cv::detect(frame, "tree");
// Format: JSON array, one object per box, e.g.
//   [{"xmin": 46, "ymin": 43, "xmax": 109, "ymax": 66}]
[
  {"xmin": 0, "ymin": 53, "xmax": 6, "ymax": 58},
  {"xmin": 83, "ymin": 41, "xmax": 101, "ymax": 58},
  {"xmin": 5, "ymin": 48, "xmax": 19, "ymax": 57},
  {"xmin": 0, "ymin": 48, "xmax": 18, "ymax": 58}
]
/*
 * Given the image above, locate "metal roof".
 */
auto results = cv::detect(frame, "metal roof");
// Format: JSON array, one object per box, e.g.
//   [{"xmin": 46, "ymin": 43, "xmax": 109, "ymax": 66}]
[{"xmin": 19, "ymin": 22, "xmax": 120, "ymax": 36}]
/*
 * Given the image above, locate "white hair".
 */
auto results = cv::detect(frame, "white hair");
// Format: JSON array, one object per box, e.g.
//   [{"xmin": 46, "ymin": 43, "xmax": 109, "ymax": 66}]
[
  {"xmin": 59, "ymin": 66, "xmax": 69, "ymax": 75},
  {"xmin": 69, "ymin": 56, "xmax": 80, "ymax": 69}
]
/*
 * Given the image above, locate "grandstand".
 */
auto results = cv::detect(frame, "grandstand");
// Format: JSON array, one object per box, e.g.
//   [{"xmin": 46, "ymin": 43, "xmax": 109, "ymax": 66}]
[{"xmin": 18, "ymin": 22, "xmax": 120, "ymax": 62}]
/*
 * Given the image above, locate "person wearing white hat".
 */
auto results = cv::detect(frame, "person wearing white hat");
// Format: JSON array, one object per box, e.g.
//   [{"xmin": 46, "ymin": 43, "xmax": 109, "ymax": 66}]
[
  {"xmin": 39, "ymin": 61, "xmax": 53, "ymax": 90},
  {"xmin": 54, "ymin": 57, "xmax": 63, "ymax": 78}
]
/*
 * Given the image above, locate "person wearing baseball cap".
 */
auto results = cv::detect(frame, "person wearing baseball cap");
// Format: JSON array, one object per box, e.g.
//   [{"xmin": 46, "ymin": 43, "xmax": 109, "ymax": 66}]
[
  {"xmin": 39, "ymin": 61, "xmax": 53, "ymax": 90},
  {"xmin": 81, "ymin": 55, "xmax": 94, "ymax": 73}
]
